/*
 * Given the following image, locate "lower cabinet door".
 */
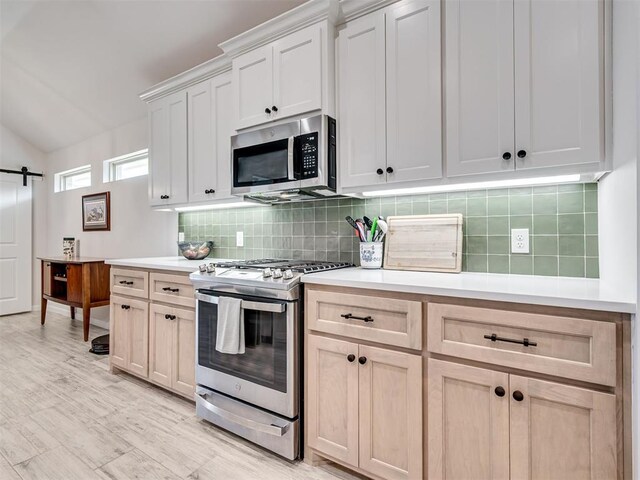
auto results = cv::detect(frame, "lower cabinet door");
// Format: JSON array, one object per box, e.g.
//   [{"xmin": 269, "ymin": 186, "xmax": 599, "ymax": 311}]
[
  {"xmin": 109, "ymin": 295, "xmax": 129, "ymax": 370},
  {"xmin": 359, "ymin": 345, "xmax": 423, "ymax": 480},
  {"xmin": 149, "ymin": 304, "xmax": 173, "ymax": 388},
  {"xmin": 427, "ymin": 359, "xmax": 510, "ymax": 480},
  {"xmin": 172, "ymin": 307, "xmax": 196, "ymax": 397},
  {"xmin": 307, "ymin": 334, "xmax": 359, "ymax": 467},
  {"xmin": 509, "ymin": 375, "xmax": 617, "ymax": 480},
  {"xmin": 126, "ymin": 298, "xmax": 149, "ymax": 378}
]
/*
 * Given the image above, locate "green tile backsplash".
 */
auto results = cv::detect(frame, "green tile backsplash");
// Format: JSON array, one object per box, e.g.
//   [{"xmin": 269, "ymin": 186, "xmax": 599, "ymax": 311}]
[{"xmin": 178, "ymin": 183, "xmax": 599, "ymax": 278}]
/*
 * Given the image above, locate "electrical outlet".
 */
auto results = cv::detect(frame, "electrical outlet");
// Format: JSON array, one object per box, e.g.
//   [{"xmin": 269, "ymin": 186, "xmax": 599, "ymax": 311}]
[
  {"xmin": 236, "ymin": 231, "xmax": 244, "ymax": 247},
  {"xmin": 178, "ymin": 232, "xmax": 185, "ymax": 242},
  {"xmin": 511, "ymin": 228, "xmax": 530, "ymax": 254}
]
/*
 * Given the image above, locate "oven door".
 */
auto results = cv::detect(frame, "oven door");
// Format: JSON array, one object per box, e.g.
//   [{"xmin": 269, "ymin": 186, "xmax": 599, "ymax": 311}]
[{"xmin": 195, "ymin": 291, "xmax": 298, "ymax": 419}]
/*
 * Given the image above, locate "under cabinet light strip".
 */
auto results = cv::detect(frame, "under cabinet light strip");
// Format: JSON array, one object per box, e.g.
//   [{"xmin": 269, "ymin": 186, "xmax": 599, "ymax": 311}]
[{"xmin": 174, "ymin": 202, "xmax": 257, "ymax": 212}]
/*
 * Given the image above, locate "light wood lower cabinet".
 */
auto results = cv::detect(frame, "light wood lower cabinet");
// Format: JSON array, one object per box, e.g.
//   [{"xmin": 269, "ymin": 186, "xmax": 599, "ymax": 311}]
[
  {"xmin": 109, "ymin": 295, "xmax": 149, "ymax": 378},
  {"xmin": 428, "ymin": 359, "xmax": 617, "ymax": 480},
  {"xmin": 307, "ymin": 334, "xmax": 422, "ymax": 480}
]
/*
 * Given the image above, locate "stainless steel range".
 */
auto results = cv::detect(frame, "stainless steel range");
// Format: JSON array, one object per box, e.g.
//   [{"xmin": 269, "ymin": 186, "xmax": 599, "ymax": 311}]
[{"xmin": 189, "ymin": 259, "xmax": 351, "ymax": 460}]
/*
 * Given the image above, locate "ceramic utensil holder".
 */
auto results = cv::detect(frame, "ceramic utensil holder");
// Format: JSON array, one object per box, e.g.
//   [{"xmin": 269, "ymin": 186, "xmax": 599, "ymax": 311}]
[{"xmin": 360, "ymin": 242, "xmax": 383, "ymax": 269}]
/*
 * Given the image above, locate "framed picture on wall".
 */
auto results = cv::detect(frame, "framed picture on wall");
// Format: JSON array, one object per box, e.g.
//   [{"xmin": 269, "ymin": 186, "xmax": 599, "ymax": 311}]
[{"xmin": 82, "ymin": 191, "xmax": 111, "ymax": 231}]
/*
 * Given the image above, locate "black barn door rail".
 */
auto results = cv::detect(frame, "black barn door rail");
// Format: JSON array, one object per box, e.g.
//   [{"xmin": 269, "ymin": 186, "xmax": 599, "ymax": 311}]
[{"xmin": 0, "ymin": 166, "xmax": 44, "ymax": 186}]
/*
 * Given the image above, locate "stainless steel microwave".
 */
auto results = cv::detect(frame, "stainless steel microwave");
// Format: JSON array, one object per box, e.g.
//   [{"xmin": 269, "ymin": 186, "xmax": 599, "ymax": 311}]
[{"xmin": 231, "ymin": 115, "xmax": 337, "ymax": 202}]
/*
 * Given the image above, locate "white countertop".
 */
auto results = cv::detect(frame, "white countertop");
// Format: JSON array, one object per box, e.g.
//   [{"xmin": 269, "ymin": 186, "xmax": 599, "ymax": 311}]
[
  {"xmin": 106, "ymin": 256, "xmax": 235, "ymax": 273},
  {"xmin": 301, "ymin": 268, "xmax": 637, "ymax": 314}
]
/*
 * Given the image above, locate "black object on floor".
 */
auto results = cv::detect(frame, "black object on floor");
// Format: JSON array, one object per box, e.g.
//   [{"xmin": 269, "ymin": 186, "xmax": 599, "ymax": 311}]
[{"xmin": 90, "ymin": 334, "xmax": 109, "ymax": 355}]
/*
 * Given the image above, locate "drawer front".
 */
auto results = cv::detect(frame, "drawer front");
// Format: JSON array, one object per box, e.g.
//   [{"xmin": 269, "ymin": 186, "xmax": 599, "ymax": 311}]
[
  {"xmin": 427, "ymin": 303, "xmax": 616, "ymax": 386},
  {"xmin": 149, "ymin": 272, "xmax": 195, "ymax": 308},
  {"xmin": 307, "ymin": 289, "xmax": 422, "ymax": 350},
  {"xmin": 111, "ymin": 268, "xmax": 149, "ymax": 299}
]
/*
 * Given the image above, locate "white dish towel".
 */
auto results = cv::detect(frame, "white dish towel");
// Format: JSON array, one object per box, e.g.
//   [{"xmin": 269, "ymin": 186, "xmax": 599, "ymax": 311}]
[{"xmin": 215, "ymin": 297, "xmax": 245, "ymax": 354}]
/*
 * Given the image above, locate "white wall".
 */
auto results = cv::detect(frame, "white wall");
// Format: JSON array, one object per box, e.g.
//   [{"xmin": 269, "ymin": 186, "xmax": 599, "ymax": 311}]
[
  {"xmin": 0, "ymin": 124, "xmax": 47, "ymax": 307},
  {"xmin": 43, "ymin": 117, "xmax": 177, "ymax": 321}
]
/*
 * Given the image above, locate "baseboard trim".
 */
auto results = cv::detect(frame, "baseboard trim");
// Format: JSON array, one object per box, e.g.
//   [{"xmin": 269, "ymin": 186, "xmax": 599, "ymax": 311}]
[{"xmin": 36, "ymin": 302, "xmax": 110, "ymax": 330}]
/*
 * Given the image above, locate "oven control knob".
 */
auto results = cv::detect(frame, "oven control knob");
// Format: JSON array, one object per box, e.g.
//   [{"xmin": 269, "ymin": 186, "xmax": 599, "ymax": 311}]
[
  {"xmin": 198, "ymin": 264, "xmax": 207, "ymax": 273},
  {"xmin": 272, "ymin": 268, "xmax": 283, "ymax": 279},
  {"xmin": 283, "ymin": 269, "xmax": 294, "ymax": 280},
  {"xmin": 206, "ymin": 263, "xmax": 216, "ymax": 273},
  {"xmin": 262, "ymin": 268, "xmax": 272, "ymax": 278}
]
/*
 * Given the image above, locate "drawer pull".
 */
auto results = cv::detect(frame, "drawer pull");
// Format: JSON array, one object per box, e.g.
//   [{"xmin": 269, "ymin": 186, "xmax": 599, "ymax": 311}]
[
  {"xmin": 341, "ymin": 313, "xmax": 374, "ymax": 323},
  {"xmin": 119, "ymin": 280, "xmax": 134, "ymax": 285},
  {"xmin": 164, "ymin": 314, "xmax": 176, "ymax": 320},
  {"xmin": 120, "ymin": 305, "xmax": 130, "ymax": 310},
  {"xmin": 484, "ymin": 333, "xmax": 537, "ymax": 347},
  {"xmin": 162, "ymin": 287, "xmax": 180, "ymax": 293}
]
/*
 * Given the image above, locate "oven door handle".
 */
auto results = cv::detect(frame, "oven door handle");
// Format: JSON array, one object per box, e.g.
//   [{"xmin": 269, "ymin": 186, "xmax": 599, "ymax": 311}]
[
  {"xmin": 287, "ymin": 135, "xmax": 296, "ymax": 180},
  {"xmin": 195, "ymin": 391, "xmax": 290, "ymax": 437},
  {"xmin": 195, "ymin": 292, "xmax": 286, "ymax": 313}
]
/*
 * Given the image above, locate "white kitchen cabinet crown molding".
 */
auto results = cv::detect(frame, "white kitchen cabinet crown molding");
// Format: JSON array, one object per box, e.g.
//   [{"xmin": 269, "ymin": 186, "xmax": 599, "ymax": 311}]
[
  {"xmin": 219, "ymin": 0, "xmax": 339, "ymax": 59},
  {"xmin": 139, "ymin": 55, "xmax": 231, "ymax": 103},
  {"xmin": 338, "ymin": 0, "xmax": 400, "ymax": 24}
]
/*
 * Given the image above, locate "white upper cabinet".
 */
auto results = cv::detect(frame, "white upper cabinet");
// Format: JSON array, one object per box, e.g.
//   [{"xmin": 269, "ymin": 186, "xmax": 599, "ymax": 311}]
[
  {"xmin": 514, "ymin": 0, "xmax": 603, "ymax": 171},
  {"xmin": 338, "ymin": 0, "xmax": 442, "ymax": 192},
  {"xmin": 446, "ymin": 0, "xmax": 605, "ymax": 178},
  {"xmin": 445, "ymin": 0, "xmax": 515, "ymax": 177},
  {"xmin": 187, "ymin": 72, "xmax": 233, "ymax": 203},
  {"xmin": 148, "ymin": 91, "xmax": 188, "ymax": 206},
  {"xmin": 232, "ymin": 23, "xmax": 326, "ymax": 130}
]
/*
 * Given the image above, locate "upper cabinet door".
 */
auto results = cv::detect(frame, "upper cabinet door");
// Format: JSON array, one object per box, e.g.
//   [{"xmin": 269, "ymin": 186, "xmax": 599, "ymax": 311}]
[
  {"xmin": 233, "ymin": 45, "xmax": 273, "ymax": 130},
  {"xmin": 338, "ymin": 12, "xmax": 387, "ymax": 189},
  {"xmin": 272, "ymin": 24, "xmax": 322, "ymax": 121},
  {"xmin": 514, "ymin": 0, "xmax": 603, "ymax": 170},
  {"xmin": 211, "ymin": 72, "xmax": 234, "ymax": 199},
  {"xmin": 509, "ymin": 375, "xmax": 617, "ymax": 480},
  {"xmin": 386, "ymin": 0, "xmax": 442, "ymax": 184},
  {"xmin": 445, "ymin": 0, "xmax": 515, "ymax": 177},
  {"xmin": 149, "ymin": 91, "xmax": 188, "ymax": 206},
  {"xmin": 187, "ymin": 80, "xmax": 215, "ymax": 204}
]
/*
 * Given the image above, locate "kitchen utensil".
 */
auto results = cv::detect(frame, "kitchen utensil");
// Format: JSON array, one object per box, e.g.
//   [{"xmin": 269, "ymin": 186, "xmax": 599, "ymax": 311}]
[
  {"xmin": 345, "ymin": 216, "xmax": 363, "ymax": 241},
  {"xmin": 369, "ymin": 217, "xmax": 378, "ymax": 242},
  {"xmin": 363, "ymin": 216, "xmax": 373, "ymax": 229},
  {"xmin": 383, "ymin": 214, "xmax": 463, "ymax": 273},
  {"xmin": 178, "ymin": 241, "xmax": 214, "ymax": 260},
  {"xmin": 355, "ymin": 219, "xmax": 367, "ymax": 242}
]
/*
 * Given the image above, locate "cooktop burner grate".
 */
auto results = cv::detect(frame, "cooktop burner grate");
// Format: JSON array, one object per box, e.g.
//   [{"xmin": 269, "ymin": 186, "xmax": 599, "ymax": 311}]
[{"xmin": 211, "ymin": 259, "xmax": 353, "ymax": 273}]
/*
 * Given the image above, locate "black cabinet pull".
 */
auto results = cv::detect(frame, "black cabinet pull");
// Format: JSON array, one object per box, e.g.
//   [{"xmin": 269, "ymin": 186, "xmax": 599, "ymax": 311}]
[
  {"xmin": 386, "ymin": 166, "xmax": 394, "ymax": 174},
  {"xmin": 265, "ymin": 107, "xmax": 271, "ymax": 114},
  {"xmin": 204, "ymin": 189, "xmax": 215, "ymax": 194},
  {"xmin": 502, "ymin": 152, "xmax": 512, "ymax": 160},
  {"xmin": 376, "ymin": 168, "xmax": 384, "ymax": 175},
  {"xmin": 484, "ymin": 333, "xmax": 537, "ymax": 347},
  {"xmin": 164, "ymin": 314, "xmax": 176, "ymax": 320},
  {"xmin": 513, "ymin": 390, "xmax": 524, "ymax": 402},
  {"xmin": 495, "ymin": 386, "xmax": 506, "ymax": 397},
  {"xmin": 160, "ymin": 194, "xmax": 170, "ymax": 200},
  {"xmin": 272, "ymin": 106, "xmax": 278, "ymax": 112},
  {"xmin": 119, "ymin": 280, "xmax": 134, "ymax": 285},
  {"xmin": 121, "ymin": 305, "xmax": 130, "ymax": 310},
  {"xmin": 341, "ymin": 313, "xmax": 374, "ymax": 323},
  {"xmin": 347, "ymin": 354, "xmax": 356, "ymax": 363},
  {"xmin": 517, "ymin": 150, "xmax": 527, "ymax": 158},
  {"xmin": 358, "ymin": 356, "xmax": 367, "ymax": 365},
  {"xmin": 162, "ymin": 287, "xmax": 179, "ymax": 293}
]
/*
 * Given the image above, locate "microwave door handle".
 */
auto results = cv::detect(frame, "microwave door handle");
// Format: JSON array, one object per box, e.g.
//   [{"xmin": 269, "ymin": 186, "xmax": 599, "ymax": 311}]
[
  {"xmin": 194, "ymin": 293, "xmax": 286, "ymax": 313},
  {"xmin": 287, "ymin": 135, "xmax": 295, "ymax": 180}
]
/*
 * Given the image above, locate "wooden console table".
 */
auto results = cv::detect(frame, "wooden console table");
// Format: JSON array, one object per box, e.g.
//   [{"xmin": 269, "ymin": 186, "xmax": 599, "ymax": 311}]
[{"xmin": 39, "ymin": 257, "xmax": 111, "ymax": 341}]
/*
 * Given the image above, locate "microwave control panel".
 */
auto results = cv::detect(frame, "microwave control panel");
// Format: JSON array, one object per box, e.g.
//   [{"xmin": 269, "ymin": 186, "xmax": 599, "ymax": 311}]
[{"xmin": 299, "ymin": 133, "xmax": 318, "ymax": 179}]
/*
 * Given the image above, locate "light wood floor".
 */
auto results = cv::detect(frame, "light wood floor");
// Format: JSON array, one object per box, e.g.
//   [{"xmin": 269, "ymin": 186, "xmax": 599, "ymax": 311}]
[{"xmin": 0, "ymin": 310, "xmax": 361, "ymax": 480}]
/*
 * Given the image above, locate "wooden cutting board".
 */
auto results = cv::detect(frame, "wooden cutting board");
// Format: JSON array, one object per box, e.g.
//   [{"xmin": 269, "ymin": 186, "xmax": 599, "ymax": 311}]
[{"xmin": 383, "ymin": 214, "xmax": 463, "ymax": 273}]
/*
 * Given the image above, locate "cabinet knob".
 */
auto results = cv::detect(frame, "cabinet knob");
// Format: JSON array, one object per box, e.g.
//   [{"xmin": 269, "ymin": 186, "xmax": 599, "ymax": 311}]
[
  {"xmin": 358, "ymin": 356, "xmax": 367, "ymax": 365},
  {"xmin": 265, "ymin": 108, "xmax": 271, "ymax": 114},
  {"xmin": 347, "ymin": 354, "xmax": 356, "ymax": 363},
  {"xmin": 517, "ymin": 150, "xmax": 527, "ymax": 159},
  {"xmin": 512, "ymin": 390, "xmax": 524, "ymax": 402},
  {"xmin": 376, "ymin": 168, "xmax": 384, "ymax": 175},
  {"xmin": 272, "ymin": 106, "xmax": 278, "ymax": 112},
  {"xmin": 386, "ymin": 167, "xmax": 394, "ymax": 174},
  {"xmin": 495, "ymin": 386, "xmax": 506, "ymax": 397},
  {"xmin": 502, "ymin": 152, "xmax": 512, "ymax": 161}
]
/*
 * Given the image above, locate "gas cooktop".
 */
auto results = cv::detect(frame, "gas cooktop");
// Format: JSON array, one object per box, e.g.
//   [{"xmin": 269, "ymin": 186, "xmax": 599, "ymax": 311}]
[{"xmin": 210, "ymin": 259, "xmax": 353, "ymax": 273}]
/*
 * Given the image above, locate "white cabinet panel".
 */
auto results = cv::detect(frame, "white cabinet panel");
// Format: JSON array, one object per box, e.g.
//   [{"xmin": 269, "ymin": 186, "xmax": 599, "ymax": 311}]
[
  {"xmin": 514, "ymin": 0, "xmax": 602, "ymax": 170},
  {"xmin": 187, "ymin": 81, "xmax": 215, "ymax": 204},
  {"xmin": 211, "ymin": 73, "xmax": 233, "ymax": 199},
  {"xmin": 386, "ymin": 0, "xmax": 442, "ymax": 183},
  {"xmin": 273, "ymin": 25, "xmax": 322, "ymax": 120},
  {"xmin": 338, "ymin": 13, "xmax": 387, "ymax": 189},
  {"xmin": 233, "ymin": 46, "xmax": 273, "ymax": 130},
  {"xmin": 445, "ymin": 0, "xmax": 515, "ymax": 176}
]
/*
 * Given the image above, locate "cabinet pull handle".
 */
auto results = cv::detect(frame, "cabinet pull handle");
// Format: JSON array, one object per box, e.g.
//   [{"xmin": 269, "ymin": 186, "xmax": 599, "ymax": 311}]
[
  {"xmin": 121, "ymin": 305, "xmax": 130, "ymax": 310},
  {"xmin": 358, "ymin": 356, "xmax": 367, "ymax": 365},
  {"xmin": 513, "ymin": 390, "xmax": 524, "ymax": 402},
  {"xmin": 162, "ymin": 287, "xmax": 180, "ymax": 293},
  {"xmin": 119, "ymin": 280, "xmax": 134, "ymax": 285},
  {"xmin": 347, "ymin": 354, "xmax": 356, "ymax": 363},
  {"xmin": 265, "ymin": 107, "xmax": 271, "ymax": 114},
  {"xmin": 376, "ymin": 168, "xmax": 384, "ymax": 175},
  {"xmin": 204, "ymin": 189, "xmax": 215, "ymax": 194},
  {"xmin": 386, "ymin": 166, "xmax": 394, "ymax": 174},
  {"xmin": 517, "ymin": 150, "xmax": 527, "ymax": 158},
  {"xmin": 495, "ymin": 386, "xmax": 506, "ymax": 397},
  {"xmin": 484, "ymin": 333, "xmax": 537, "ymax": 347},
  {"xmin": 160, "ymin": 194, "xmax": 170, "ymax": 200},
  {"xmin": 272, "ymin": 106, "xmax": 278, "ymax": 112},
  {"xmin": 341, "ymin": 313, "xmax": 374, "ymax": 323},
  {"xmin": 164, "ymin": 314, "xmax": 176, "ymax": 320},
  {"xmin": 502, "ymin": 152, "xmax": 512, "ymax": 160}
]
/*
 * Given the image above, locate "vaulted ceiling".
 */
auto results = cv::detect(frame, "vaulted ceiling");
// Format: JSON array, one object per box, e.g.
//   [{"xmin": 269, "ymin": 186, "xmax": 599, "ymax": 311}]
[{"xmin": 0, "ymin": 0, "xmax": 305, "ymax": 153}]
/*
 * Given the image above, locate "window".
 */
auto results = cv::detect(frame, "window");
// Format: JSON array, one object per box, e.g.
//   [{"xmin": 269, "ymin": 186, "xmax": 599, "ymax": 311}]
[
  {"xmin": 54, "ymin": 165, "xmax": 92, "ymax": 192},
  {"xmin": 103, "ymin": 149, "xmax": 148, "ymax": 182}
]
